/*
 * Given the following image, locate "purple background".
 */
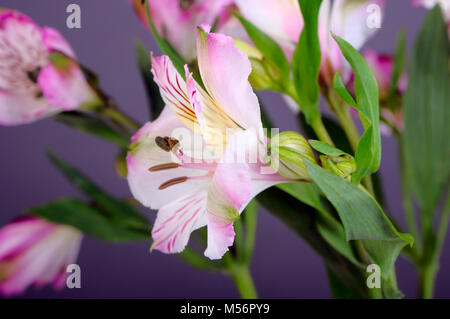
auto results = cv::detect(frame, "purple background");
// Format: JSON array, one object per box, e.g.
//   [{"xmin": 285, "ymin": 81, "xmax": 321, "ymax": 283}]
[{"xmin": 0, "ymin": 0, "xmax": 448, "ymax": 298}]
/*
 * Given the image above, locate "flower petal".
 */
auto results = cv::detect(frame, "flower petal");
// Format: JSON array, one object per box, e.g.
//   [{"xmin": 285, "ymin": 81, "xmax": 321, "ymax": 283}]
[
  {"xmin": 204, "ymin": 131, "xmax": 254, "ymax": 259},
  {"xmin": 41, "ymin": 27, "xmax": 75, "ymax": 58},
  {"xmin": 151, "ymin": 189, "xmax": 207, "ymax": 254},
  {"xmin": 196, "ymin": 26, "xmax": 264, "ymax": 136},
  {"xmin": 204, "ymin": 214, "xmax": 235, "ymax": 260},
  {"xmin": 331, "ymin": 0, "xmax": 385, "ymax": 51},
  {"xmin": 38, "ymin": 53, "xmax": 97, "ymax": 111},
  {"xmin": 151, "ymin": 55, "xmax": 201, "ymax": 133},
  {"xmin": 0, "ymin": 91, "xmax": 54, "ymax": 126},
  {"xmin": 235, "ymin": 0, "xmax": 302, "ymax": 48}
]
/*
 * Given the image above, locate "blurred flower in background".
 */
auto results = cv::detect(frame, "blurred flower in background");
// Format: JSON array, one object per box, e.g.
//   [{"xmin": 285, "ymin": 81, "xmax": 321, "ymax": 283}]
[
  {"xmin": 234, "ymin": 0, "xmax": 386, "ymax": 85},
  {"xmin": 0, "ymin": 10, "xmax": 98, "ymax": 126},
  {"xmin": 129, "ymin": 0, "xmax": 237, "ymax": 62},
  {"xmin": 0, "ymin": 217, "xmax": 82, "ymax": 296}
]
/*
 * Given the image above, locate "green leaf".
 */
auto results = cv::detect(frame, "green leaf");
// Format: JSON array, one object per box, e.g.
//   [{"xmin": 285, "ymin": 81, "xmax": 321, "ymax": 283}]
[
  {"xmin": 278, "ymin": 183, "xmax": 362, "ymax": 268},
  {"xmin": 135, "ymin": 40, "xmax": 165, "ymax": 120},
  {"xmin": 403, "ymin": 6, "xmax": 450, "ymax": 212},
  {"xmin": 47, "ymin": 151, "xmax": 149, "ymax": 230},
  {"xmin": 55, "ymin": 111, "xmax": 129, "ymax": 147},
  {"xmin": 305, "ymin": 161, "xmax": 413, "ymax": 278},
  {"xmin": 231, "ymin": 10, "xmax": 290, "ymax": 87},
  {"xmin": 333, "ymin": 73, "xmax": 358, "ymax": 109},
  {"xmin": 292, "ymin": 0, "xmax": 322, "ymax": 124},
  {"xmin": 257, "ymin": 187, "xmax": 369, "ymax": 297},
  {"xmin": 277, "ymin": 183, "xmax": 326, "ymax": 213},
  {"xmin": 309, "ymin": 140, "xmax": 347, "ymax": 157},
  {"xmin": 30, "ymin": 199, "xmax": 149, "ymax": 242},
  {"xmin": 332, "ymin": 34, "xmax": 381, "ymax": 185}
]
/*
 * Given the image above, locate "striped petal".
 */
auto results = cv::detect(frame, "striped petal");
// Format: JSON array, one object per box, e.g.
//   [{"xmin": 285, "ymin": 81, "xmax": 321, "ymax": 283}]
[
  {"xmin": 196, "ymin": 26, "xmax": 264, "ymax": 138},
  {"xmin": 151, "ymin": 189, "xmax": 207, "ymax": 254}
]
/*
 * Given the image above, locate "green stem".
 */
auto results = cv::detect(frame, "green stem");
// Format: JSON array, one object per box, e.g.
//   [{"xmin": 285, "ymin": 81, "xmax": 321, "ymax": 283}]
[
  {"xmin": 311, "ymin": 117, "xmax": 335, "ymax": 146},
  {"xmin": 229, "ymin": 264, "xmax": 258, "ymax": 299},
  {"xmin": 102, "ymin": 107, "xmax": 141, "ymax": 131},
  {"xmin": 286, "ymin": 87, "xmax": 334, "ymax": 146},
  {"xmin": 419, "ymin": 263, "xmax": 438, "ymax": 299},
  {"xmin": 419, "ymin": 194, "xmax": 450, "ymax": 298}
]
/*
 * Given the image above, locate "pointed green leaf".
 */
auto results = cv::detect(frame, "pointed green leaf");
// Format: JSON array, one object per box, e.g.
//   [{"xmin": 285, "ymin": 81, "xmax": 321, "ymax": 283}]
[
  {"xmin": 333, "ymin": 72, "xmax": 358, "ymax": 109},
  {"xmin": 403, "ymin": 6, "xmax": 450, "ymax": 212},
  {"xmin": 305, "ymin": 161, "xmax": 413, "ymax": 278},
  {"xmin": 292, "ymin": 0, "xmax": 323, "ymax": 124},
  {"xmin": 309, "ymin": 140, "xmax": 347, "ymax": 157},
  {"xmin": 30, "ymin": 199, "xmax": 149, "ymax": 242},
  {"xmin": 332, "ymin": 34, "xmax": 381, "ymax": 185},
  {"xmin": 47, "ymin": 151, "xmax": 148, "ymax": 230},
  {"xmin": 55, "ymin": 111, "xmax": 129, "ymax": 147}
]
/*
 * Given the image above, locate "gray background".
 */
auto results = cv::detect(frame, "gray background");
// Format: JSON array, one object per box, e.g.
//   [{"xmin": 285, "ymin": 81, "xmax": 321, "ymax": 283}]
[{"xmin": 0, "ymin": 0, "xmax": 448, "ymax": 298}]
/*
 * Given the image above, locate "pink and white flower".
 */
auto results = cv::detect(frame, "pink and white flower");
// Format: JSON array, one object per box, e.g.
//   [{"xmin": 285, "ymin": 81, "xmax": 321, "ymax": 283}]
[
  {"xmin": 129, "ymin": 0, "xmax": 237, "ymax": 62},
  {"xmin": 0, "ymin": 216, "xmax": 82, "ymax": 296},
  {"xmin": 127, "ymin": 25, "xmax": 290, "ymax": 260},
  {"xmin": 234, "ymin": 0, "xmax": 385, "ymax": 84},
  {"xmin": 0, "ymin": 10, "xmax": 98, "ymax": 126}
]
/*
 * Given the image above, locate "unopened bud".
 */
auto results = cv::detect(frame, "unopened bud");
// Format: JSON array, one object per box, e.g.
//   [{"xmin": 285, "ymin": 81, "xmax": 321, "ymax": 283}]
[
  {"xmin": 320, "ymin": 154, "xmax": 356, "ymax": 179},
  {"xmin": 269, "ymin": 131, "xmax": 317, "ymax": 180}
]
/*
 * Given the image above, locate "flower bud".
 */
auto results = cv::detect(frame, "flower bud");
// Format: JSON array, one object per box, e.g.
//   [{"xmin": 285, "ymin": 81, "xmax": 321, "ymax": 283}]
[
  {"xmin": 268, "ymin": 131, "xmax": 317, "ymax": 180},
  {"xmin": 320, "ymin": 154, "xmax": 356, "ymax": 179}
]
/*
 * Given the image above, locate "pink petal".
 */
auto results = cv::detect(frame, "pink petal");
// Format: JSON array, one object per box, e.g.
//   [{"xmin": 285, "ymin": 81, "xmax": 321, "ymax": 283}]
[
  {"xmin": 204, "ymin": 214, "xmax": 235, "ymax": 260},
  {"xmin": 38, "ymin": 55, "xmax": 97, "ymax": 111},
  {"xmin": 0, "ymin": 91, "xmax": 54, "ymax": 126},
  {"xmin": 0, "ymin": 219, "xmax": 82, "ymax": 297},
  {"xmin": 41, "ymin": 27, "xmax": 75, "ymax": 58},
  {"xmin": 151, "ymin": 55, "xmax": 201, "ymax": 132},
  {"xmin": 151, "ymin": 190, "xmax": 208, "ymax": 254},
  {"xmin": 235, "ymin": 0, "xmax": 302, "ymax": 48},
  {"xmin": 196, "ymin": 26, "xmax": 264, "ymax": 136}
]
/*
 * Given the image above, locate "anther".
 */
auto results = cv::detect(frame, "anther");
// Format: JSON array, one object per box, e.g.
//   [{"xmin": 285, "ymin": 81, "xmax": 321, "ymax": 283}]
[
  {"xmin": 155, "ymin": 136, "xmax": 179, "ymax": 152},
  {"xmin": 159, "ymin": 176, "xmax": 188, "ymax": 190},
  {"xmin": 148, "ymin": 163, "xmax": 180, "ymax": 172}
]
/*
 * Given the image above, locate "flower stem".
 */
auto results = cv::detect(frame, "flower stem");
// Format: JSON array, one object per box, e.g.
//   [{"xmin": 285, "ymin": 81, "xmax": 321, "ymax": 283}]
[
  {"xmin": 311, "ymin": 117, "xmax": 335, "ymax": 146},
  {"xmin": 419, "ymin": 263, "xmax": 438, "ymax": 299},
  {"xmin": 229, "ymin": 263, "xmax": 258, "ymax": 299},
  {"xmin": 102, "ymin": 107, "xmax": 141, "ymax": 132}
]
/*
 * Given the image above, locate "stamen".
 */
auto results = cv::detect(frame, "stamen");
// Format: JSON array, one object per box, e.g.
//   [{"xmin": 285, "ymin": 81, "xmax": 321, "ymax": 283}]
[
  {"xmin": 148, "ymin": 163, "xmax": 180, "ymax": 172},
  {"xmin": 155, "ymin": 136, "xmax": 179, "ymax": 152},
  {"xmin": 159, "ymin": 177, "xmax": 188, "ymax": 190}
]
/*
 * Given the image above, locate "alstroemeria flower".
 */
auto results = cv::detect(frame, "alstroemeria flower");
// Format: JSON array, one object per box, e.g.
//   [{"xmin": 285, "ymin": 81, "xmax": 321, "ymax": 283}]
[
  {"xmin": 127, "ymin": 25, "xmax": 290, "ymax": 259},
  {"xmin": 0, "ymin": 10, "xmax": 98, "ymax": 126},
  {"xmin": 412, "ymin": 0, "xmax": 450, "ymax": 38},
  {"xmin": 0, "ymin": 217, "xmax": 82, "ymax": 296},
  {"xmin": 234, "ymin": 0, "xmax": 385, "ymax": 84},
  {"xmin": 129, "ymin": 0, "xmax": 237, "ymax": 62}
]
